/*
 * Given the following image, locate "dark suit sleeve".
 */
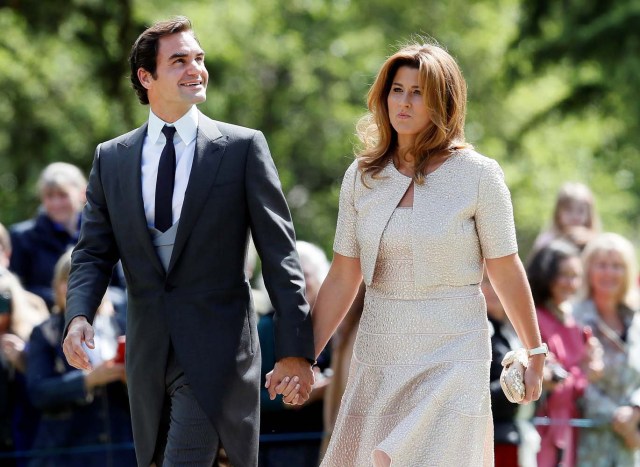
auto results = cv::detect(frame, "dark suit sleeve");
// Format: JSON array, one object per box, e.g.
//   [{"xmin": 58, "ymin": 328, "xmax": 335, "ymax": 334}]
[
  {"xmin": 64, "ymin": 144, "xmax": 120, "ymax": 336},
  {"xmin": 245, "ymin": 131, "xmax": 315, "ymax": 362}
]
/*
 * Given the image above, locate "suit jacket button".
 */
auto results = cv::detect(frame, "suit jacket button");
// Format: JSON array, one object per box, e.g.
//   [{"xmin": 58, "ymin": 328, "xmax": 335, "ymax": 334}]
[{"xmin": 164, "ymin": 284, "xmax": 174, "ymax": 292}]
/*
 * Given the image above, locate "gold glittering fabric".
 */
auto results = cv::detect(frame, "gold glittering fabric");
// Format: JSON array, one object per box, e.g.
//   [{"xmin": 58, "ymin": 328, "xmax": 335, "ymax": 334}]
[{"xmin": 323, "ymin": 150, "xmax": 518, "ymax": 467}]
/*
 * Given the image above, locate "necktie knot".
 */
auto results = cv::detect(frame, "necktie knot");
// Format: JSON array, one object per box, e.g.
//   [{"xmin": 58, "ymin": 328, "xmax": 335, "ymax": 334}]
[{"xmin": 162, "ymin": 125, "xmax": 177, "ymax": 141}]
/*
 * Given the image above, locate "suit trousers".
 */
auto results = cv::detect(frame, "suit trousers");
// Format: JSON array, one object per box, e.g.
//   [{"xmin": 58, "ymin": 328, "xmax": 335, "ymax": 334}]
[{"xmin": 153, "ymin": 347, "xmax": 220, "ymax": 467}]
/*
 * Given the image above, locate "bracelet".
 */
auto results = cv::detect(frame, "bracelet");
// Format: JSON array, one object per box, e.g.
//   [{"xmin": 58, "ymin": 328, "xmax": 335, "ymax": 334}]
[{"xmin": 527, "ymin": 343, "xmax": 548, "ymax": 358}]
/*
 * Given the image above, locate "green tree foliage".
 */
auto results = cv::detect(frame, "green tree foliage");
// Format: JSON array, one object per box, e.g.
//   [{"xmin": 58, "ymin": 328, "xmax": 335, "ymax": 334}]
[
  {"xmin": 503, "ymin": 0, "xmax": 640, "ymax": 246},
  {"xmin": 1, "ymin": 0, "xmax": 638, "ymax": 257}
]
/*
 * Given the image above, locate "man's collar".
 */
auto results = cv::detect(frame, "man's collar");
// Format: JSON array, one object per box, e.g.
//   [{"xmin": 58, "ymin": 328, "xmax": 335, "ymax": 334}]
[{"xmin": 148, "ymin": 106, "xmax": 198, "ymax": 145}]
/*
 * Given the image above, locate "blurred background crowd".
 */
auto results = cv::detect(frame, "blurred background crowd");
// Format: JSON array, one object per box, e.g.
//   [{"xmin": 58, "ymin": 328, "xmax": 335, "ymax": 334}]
[
  {"xmin": 2, "ymin": 152, "xmax": 640, "ymax": 467},
  {"xmin": 1, "ymin": 1, "xmax": 640, "ymax": 466}
]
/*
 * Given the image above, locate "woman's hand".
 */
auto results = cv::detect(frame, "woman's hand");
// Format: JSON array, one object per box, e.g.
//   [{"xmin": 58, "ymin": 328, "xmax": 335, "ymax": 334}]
[
  {"xmin": 522, "ymin": 354, "xmax": 545, "ymax": 404},
  {"xmin": 612, "ymin": 405, "xmax": 640, "ymax": 449}
]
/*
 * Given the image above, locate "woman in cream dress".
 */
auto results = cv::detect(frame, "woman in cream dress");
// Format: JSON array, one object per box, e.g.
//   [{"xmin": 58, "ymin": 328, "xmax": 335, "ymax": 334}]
[{"xmin": 270, "ymin": 42, "xmax": 546, "ymax": 466}]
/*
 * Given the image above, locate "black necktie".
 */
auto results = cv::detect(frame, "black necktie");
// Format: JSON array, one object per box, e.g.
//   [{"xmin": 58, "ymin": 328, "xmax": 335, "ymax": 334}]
[{"xmin": 155, "ymin": 125, "xmax": 177, "ymax": 232}]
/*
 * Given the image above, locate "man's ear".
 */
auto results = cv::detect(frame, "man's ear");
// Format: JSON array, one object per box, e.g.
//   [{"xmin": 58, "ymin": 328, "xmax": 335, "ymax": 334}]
[{"xmin": 137, "ymin": 68, "xmax": 153, "ymax": 90}]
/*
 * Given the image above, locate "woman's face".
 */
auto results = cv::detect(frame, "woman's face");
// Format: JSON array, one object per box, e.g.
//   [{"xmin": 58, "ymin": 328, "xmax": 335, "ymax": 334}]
[
  {"xmin": 41, "ymin": 185, "xmax": 84, "ymax": 225},
  {"xmin": 588, "ymin": 249, "xmax": 626, "ymax": 302},
  {"xmin": 387, "ymin": 66, "xmax": 431, "ymax": 146},
  {"xmin": 559, "ymin": 200, "xmax": 590, "ymax": 229},
  {"xmin": 550, "ymin": 256, "xmax": 583, "ymax": 305}
]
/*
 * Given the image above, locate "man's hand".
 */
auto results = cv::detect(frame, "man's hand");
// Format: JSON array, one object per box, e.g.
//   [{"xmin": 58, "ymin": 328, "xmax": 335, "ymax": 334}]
[
  {"xmin": 62, "ymin": 316, "xmax": 95, "ymax": 370},
  {"xmin": 265, "ymin": 357, "xmax": 314, "ymax": 405}
]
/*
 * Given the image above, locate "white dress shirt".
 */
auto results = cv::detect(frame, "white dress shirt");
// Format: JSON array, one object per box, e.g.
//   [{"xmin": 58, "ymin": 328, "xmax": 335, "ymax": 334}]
[{"xmin": 141, "ymin": 106, "xmax": 198, "ymax": 228}]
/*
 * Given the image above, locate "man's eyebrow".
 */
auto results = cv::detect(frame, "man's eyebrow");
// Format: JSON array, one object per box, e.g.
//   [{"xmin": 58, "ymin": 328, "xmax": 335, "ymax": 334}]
[
  {"xmin": 169, "ymin": 52, "xmax": 189, "ymax": 61},
  {"xmin": 168, "ymin": 51, "xmax": 205, "ymax": 61}
]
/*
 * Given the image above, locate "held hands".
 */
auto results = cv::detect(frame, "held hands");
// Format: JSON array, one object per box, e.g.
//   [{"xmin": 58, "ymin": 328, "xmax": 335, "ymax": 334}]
[
  {"xmin": 62, "ymin": 316, "xmax": 95, "ymax": 371},
  {"xmin": 265, "ymin": 357, "xmax": 315, "ymax": 406}
]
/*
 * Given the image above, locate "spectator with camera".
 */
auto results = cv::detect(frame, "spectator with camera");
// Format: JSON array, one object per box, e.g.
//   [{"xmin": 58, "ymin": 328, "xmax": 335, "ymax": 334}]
[{"xmin": 527, "ymin": 240, "xmax": 604, "ymax": 467}]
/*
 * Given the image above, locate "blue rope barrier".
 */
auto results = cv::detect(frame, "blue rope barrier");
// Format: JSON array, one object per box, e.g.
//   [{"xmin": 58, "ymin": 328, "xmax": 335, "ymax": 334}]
[
  {"xmin": 0, "ymin": 421, "xmax": 609, "ymax": 460},
  {"xmin": 0, "ymin": 433, "xmax": 326, "ymax": 459},
  {"xmin": 532, "ymin": 416, "xmax": 606, "ymax": 428},
  {"xmin": 0, "ymin": 442, "xmax": 135, "ymax": 459}
]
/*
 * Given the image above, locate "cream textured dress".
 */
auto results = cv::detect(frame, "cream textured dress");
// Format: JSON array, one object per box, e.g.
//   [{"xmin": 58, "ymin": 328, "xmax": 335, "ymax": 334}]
[{"xmin": 321, "ymin": 149, "xmax": 518, "ymax": 467}]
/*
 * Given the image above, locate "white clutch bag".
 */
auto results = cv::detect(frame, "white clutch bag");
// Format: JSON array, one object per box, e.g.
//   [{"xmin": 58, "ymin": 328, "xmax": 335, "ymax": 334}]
[{"xmin": 500, "ymin": 348, "xmax": 528, "ymax": 403}]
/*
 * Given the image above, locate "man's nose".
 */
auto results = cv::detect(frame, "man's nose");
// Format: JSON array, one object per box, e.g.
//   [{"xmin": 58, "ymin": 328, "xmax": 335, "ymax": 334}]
[{"xmin": 187, "ymin": 59, "xmax": 203, "ymax": 74}]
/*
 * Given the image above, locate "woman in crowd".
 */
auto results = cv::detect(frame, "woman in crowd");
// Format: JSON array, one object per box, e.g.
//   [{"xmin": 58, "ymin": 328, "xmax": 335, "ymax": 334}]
[
  {"xmin": 574, "ymin": 233, "xmax": 640, "ymax": 466},
  {"xmin": 527, "ymin": 240, "xmax": 604, "ymax": 466},
  {"xmin": 532, "ymin": 182, "xmax": 600, "ymax": 253},
  {"xmin": 273, "ymin": 41, "xmax": 546, "ymax": 466},
  {"xmin": 26, "ymin": 251, "xmax": 135, "ymax": 467}
]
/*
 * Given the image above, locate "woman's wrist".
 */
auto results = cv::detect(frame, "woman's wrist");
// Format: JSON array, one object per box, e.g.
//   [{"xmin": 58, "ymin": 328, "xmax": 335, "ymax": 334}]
[{"xmin": 527, "ymin": 343, "xmax": 548, "ymax": 358}]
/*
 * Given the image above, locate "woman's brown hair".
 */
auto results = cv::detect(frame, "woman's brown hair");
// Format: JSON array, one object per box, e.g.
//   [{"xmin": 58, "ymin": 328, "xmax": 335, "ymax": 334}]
[{"xmin": 357, "ymin": 41, "xmax": 471, "ymax": 184}]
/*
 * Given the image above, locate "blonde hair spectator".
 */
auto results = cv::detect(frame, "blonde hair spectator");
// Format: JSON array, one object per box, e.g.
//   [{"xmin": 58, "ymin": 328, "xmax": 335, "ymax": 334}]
[
  {"xmin": 580, "ymin": 232, "xmax": 639, "ymax": 310},
  {"xmin": 52, "ymin": 249, "xmax": 73, "ymax": 314},
  {"xmin": 533, "ymin": 182, "xmax": 601, "ymax": 253}
]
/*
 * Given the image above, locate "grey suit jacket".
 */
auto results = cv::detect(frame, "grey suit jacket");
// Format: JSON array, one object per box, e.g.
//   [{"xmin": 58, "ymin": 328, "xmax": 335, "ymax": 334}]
[{"xmin": 64, "ymin": 111, "xmax": 315, "ymax": 467}]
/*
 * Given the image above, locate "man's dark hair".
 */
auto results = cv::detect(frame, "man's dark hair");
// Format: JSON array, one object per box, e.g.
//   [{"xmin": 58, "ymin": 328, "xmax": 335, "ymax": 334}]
[{"xmin": 129, "ymin": 16, "xmax": 197, "ymax": 105}]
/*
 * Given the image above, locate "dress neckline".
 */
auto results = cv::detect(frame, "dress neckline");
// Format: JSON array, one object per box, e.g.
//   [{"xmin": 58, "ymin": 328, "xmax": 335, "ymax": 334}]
[{"xmin": 390, "ymin": 151, "xmax": 460, "ymax": 180}]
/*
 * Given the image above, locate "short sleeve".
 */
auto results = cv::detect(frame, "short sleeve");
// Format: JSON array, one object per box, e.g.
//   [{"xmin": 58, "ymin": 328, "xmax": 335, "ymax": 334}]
[
  {"xmin": 476, "ymin": 159, "xmax": 518, "ymax": 259},
  {"xmin": 333, "ymin": 161, "xmax": 360, "ymax": 258}
]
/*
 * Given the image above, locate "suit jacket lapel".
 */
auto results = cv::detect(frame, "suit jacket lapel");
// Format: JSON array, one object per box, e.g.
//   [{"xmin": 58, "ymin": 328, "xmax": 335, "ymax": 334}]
[
  {"xmin": 116, "ymin": 124, "xmax": 165, "ymax": 277},
  {"xmin": 168, "ymin": 113, "xmax": 226, "ymax": 274}
]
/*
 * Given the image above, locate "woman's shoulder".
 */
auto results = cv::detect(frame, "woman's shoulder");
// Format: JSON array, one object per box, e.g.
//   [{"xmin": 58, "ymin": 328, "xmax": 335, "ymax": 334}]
[
  {"xmin": 451, "ymin": 148, "xmax": 502, "ymax": 171},
  {"xmin": 343, "ymin": 158, "xmax": 361, "ymax": 177}
]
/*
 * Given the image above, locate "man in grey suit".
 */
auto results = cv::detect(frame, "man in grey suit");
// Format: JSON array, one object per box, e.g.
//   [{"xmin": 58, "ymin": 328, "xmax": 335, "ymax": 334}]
[{"xmin": 62, "ymin": 16, "xmax": 315, "ymax": 467}]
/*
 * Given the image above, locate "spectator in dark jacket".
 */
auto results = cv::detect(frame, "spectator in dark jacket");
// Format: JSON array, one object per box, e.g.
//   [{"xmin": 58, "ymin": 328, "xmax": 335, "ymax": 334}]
[
  {"xmin": 26, "ymin": 251, "xmax": 134, "ymax": 467},
  {"xmin": 9, "ymin": 163, "xmax": 87, "ymax": 308},
  {"xmin": 9, "ymin": 163, "xmax": 127, "ymax": 323}
]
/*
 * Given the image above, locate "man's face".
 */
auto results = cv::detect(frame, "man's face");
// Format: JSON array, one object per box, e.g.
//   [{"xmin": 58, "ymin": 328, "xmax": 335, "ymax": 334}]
[{"xmin": 139, "ymin": 31, "xmax": 208, "ymax": 121}]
